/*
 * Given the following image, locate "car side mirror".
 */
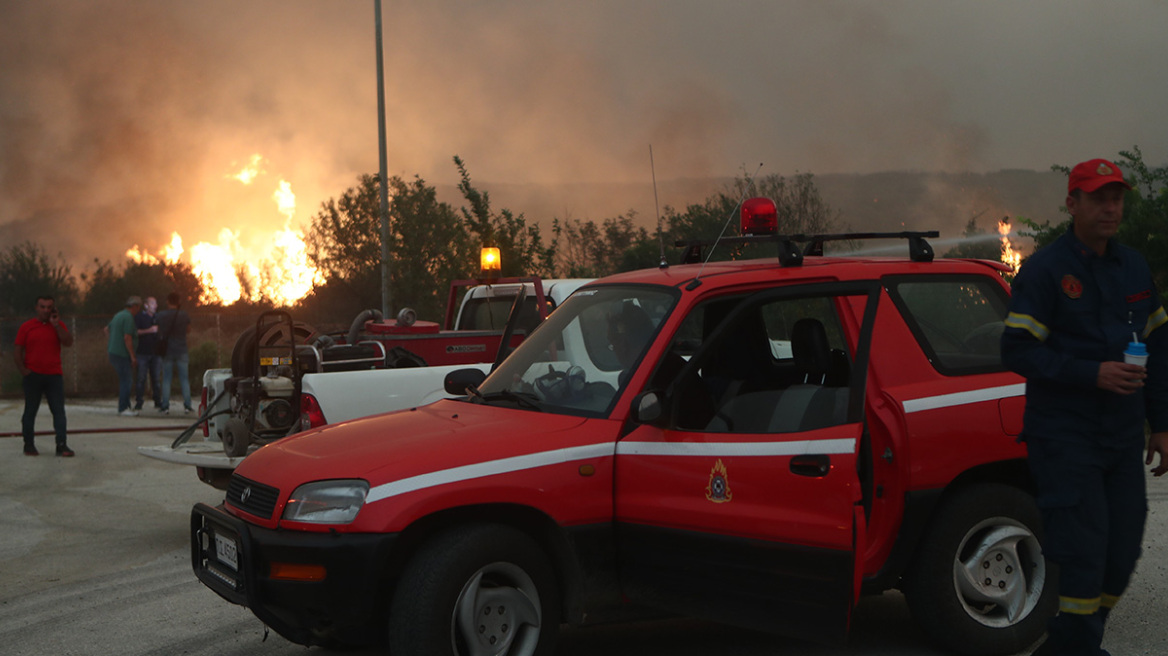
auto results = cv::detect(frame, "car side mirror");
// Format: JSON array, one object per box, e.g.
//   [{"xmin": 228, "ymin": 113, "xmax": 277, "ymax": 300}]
[
  {"xmin": 445, "ymin": 368, "xmax": 488, "ymax": 395},
  {"xmin": 631, "ymin": 391, "xmax": 663, "ymax": 425}
]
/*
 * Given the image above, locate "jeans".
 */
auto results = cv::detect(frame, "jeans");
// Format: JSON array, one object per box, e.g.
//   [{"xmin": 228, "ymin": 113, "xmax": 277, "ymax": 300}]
[
  {"xmin": 135, "ymin": 353, "xmax": 162, "ymax": 408},
  {"xmin": 22, "ymin": 372, "xmax": 68, "ymax": 448},
  {"xmin": 109, "ymin": 353, "xmax": 134, "ymax": 412},
  {"xmin": 162, "ymin": 351, "xmax": 191, "ymax": 411}
]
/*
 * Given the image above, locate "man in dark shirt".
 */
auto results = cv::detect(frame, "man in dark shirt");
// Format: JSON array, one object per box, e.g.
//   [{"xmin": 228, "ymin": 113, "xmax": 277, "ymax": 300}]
[
  {"xmin": 156, "ymin": 292, "xmax": 194, "ymax": 414},
  {"xmin": 1002, "ymin": 158, "xmax": 1168, "ymax": 655},
  {"xmin": 134, "ymin": 296, "xmax": 162, "ymax": 410}
]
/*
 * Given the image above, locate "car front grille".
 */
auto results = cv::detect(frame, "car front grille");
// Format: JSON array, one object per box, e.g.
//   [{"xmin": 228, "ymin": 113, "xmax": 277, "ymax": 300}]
[{"xmin": 225, "ymin": 474, "xmax": 280, "ymax": 520}]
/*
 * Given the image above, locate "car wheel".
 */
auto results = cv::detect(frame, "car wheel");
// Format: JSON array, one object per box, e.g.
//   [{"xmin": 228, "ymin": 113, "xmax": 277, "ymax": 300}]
[
  {"xmin": 388, "ymin": 524, "xmax": 559, "ymax": 656},
  {"xmin": 903, "ymin": 483, "xmax": 1056, "ymax": 656}
]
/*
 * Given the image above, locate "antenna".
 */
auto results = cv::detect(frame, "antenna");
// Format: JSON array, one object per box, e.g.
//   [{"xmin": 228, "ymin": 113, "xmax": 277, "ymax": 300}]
[
  {"xmin": 693, "ymin": 162, "xmax": 764, "ymax": 279},
  {"xmin": 650, "ymin": 145, "xmax": 666, "ymax": 268}
]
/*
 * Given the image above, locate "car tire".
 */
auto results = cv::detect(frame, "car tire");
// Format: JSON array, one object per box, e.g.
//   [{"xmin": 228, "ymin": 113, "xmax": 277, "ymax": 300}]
[
  {"xmin": 902, "ymin": 483, "xmax": 1056, "ymax": 656},
  {"xmin": 388, "ymin": 523, "xmax": 559, "ymax": 656}
]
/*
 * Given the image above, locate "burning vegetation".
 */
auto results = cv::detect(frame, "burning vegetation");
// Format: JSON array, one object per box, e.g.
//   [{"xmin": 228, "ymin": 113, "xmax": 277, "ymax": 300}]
[
  {"xmin": 125, "ymin": 155, "xmax": 323, "ymax": 306},
  {"xmin": 998, "ymin": 217, "xmax": 1022, "ymax": 271}
]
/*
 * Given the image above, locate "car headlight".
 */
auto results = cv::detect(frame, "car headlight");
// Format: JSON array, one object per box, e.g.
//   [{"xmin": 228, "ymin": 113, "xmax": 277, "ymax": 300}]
[{"xmin": 282, "ymin": 479, "xmax": 369, "ymax": 524}]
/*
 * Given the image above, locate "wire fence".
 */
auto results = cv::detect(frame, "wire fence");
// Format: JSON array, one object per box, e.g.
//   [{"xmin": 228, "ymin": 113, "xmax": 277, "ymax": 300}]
[{"xmin": 0, "ymin": 313, "xmax": 263, "ymax": 399}]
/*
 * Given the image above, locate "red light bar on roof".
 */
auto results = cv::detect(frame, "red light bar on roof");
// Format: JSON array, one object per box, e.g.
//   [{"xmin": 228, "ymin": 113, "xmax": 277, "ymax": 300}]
[{"xmin": 741, "ymin": 197, "xmax": 778, "ymax": 236}]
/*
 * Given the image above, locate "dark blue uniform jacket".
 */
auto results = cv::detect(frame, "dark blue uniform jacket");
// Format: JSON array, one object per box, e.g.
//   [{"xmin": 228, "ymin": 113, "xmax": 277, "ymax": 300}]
[{"xmin": 1002, "ymin": 227, "xmax": 1168, "ymax": 446}]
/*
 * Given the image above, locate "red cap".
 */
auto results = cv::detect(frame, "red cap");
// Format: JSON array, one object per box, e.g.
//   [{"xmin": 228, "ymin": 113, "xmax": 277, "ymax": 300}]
[{"xmin": 1068, "ymin": 158, "xmax": 1132, "ymax": 194}]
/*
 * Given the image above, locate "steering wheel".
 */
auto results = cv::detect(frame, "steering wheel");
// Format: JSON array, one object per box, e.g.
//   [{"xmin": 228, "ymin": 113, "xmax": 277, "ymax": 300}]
[{"xmin": 534, "ymin": 366, "xmax": 586, "ymax": 401}]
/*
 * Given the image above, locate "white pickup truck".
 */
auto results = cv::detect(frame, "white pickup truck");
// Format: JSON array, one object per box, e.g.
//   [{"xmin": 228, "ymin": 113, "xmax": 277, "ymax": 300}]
[{"xmin": 138, "ymin": 278, "xmax": 591, "ymax": 488}]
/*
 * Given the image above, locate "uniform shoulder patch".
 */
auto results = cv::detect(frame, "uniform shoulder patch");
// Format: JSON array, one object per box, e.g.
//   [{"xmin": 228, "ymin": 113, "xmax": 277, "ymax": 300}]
[{"xmin": 1061, "ymin": 274, "xmax": 1083, "ymax": 299}]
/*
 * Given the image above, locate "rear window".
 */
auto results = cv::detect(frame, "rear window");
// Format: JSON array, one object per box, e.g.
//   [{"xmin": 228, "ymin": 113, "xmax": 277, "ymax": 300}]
[
  {"xmin": 458, "ymin": 295, "xmax": 547, "ymax": 333},
  {"xmin": 886, "ymin": 275, "xmax": 1009, "ymax": 375}
]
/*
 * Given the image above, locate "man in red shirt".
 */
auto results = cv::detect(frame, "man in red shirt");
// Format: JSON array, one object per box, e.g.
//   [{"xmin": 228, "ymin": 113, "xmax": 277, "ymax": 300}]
[{"xmin": 14, "ymin": 296, "xmax": 75, "ymax": 456}]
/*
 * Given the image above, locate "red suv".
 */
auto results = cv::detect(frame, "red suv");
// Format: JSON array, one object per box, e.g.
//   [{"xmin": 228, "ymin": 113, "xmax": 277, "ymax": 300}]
[{"xmin": 192, "ymin": 230, "xmax": 1052, "ymax": 656}]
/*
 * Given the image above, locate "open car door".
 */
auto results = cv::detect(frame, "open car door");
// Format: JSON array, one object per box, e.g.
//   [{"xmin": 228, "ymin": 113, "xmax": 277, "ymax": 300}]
[{"xmin": 614, "ymin": 281, "xmax": 879, "ymax": 643}]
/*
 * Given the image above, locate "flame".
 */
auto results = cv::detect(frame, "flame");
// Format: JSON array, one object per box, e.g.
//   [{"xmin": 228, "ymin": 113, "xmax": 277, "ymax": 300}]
[
  {"xmin": 273, "ymin": 179, "xmax": 296, "ymax": 220},
  {"xmin": 229, "ymin": 154, "xmax": 265, "ymax": 185},
  {"xmin": 162, "ymin": 232, "xmax": 184, "ymax": 263},
  {"xmin": 998, "ymin": 217, "xmax": 1021, "ymax": 271},
  {"xmin": 125, "ymin": 245, "xmax": 159, "ymax": 265},
  {"xmin": 126, "ymin": 174, "xmax": 323, "ymax": 306},
  {"xmin": 189, "ymin": 229, "xmax": 248, "ymax": 304},
  {"xmin": 126, "ymin": 232, "xmax": 184, "ymax": 266},
  {"xmin": 261, "ymin": 222, "xmax": 322, "ymax": 306}
]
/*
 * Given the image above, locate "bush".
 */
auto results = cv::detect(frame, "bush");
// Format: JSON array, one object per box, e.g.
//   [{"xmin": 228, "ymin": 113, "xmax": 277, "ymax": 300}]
[{"xmin": 188, "ymin": 340, "xmax": 221, "ymax": 390}]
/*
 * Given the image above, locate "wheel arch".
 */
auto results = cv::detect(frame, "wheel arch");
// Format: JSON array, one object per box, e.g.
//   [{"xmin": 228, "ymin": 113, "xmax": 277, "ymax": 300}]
[
  {"xmin": 897, "ymin": 471, "xmax": 1054, "ymax": 656},
  {"xmin": 863, "ymin": 458, "xmax": 1034, "ymax": 594},
  {"xmin": 386, "ymin": 503, "xmax": 592, "ymax": 624}
]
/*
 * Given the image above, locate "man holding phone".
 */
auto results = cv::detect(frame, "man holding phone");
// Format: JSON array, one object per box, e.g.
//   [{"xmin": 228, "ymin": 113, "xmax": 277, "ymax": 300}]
[{"xmin": 14, "ymin": 295, "xmax": 75, "ymax": 456}]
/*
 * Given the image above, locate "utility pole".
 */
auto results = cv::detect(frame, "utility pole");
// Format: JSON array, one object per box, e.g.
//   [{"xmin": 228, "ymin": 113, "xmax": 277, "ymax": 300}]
[{"xmin": 375, "ymin": 0, "xmax": 392, "ymax": 318}]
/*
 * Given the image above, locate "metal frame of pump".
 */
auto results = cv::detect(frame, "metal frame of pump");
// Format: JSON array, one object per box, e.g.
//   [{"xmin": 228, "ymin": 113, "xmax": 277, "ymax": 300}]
[{"xmin": 220, "ymin": 311, "xmax": 303, "ymax": 458}]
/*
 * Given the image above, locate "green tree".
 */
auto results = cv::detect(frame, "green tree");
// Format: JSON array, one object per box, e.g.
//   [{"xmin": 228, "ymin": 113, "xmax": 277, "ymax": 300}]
[
  {"xmin": 663, "ymin": 171, "xmax": 846, "ymax": 263},
  {"xmin": 304, "ymin": 172, "xmax": 475, "ymax": 322},
  {"xmin": 549, "ymin": 212, "xmax": 657, "ymax": 278},
  {"xmin": 454, "ymin": 156, "xmax": 554, "ymax": 278},
  {"xmin": 80, "ymin": 260, "xmax": 202, "ymax": 315},
  {"xmin": 1111, "ymin": 146, "xmax": 1168, "ymax": 294},
  {"xmin": 547, "ymin": 170, "xmax": 844, "ymax": 275},
  {"xmin": 0, "ymin": 241, "xmax": 80, "ymax": 316}
]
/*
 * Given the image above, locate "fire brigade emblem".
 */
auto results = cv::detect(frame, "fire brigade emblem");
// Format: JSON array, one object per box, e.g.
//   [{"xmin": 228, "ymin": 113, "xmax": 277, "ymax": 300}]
[
  {"xmin": 705, "ymin": 459, "xmax": 733, "ymax": 503},
  {"xmin": 1097, "ymin": 163, "xmax": 1114, "ymax": 176},
  {"xmin": 1061, "ymin": 274, "xmax": 1082, "ymax": 299}
]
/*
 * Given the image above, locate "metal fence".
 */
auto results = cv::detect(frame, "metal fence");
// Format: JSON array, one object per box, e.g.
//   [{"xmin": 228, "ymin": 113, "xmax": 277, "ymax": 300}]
[{"xmin": 0, "ymin": 313, "xmax": 263, "ymax": 399}]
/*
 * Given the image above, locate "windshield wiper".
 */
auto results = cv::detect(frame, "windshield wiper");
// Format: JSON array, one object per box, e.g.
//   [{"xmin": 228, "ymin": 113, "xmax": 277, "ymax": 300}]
[{"xmin": 478, "ymin": 389, "xmax": 543, "ymax": 411}]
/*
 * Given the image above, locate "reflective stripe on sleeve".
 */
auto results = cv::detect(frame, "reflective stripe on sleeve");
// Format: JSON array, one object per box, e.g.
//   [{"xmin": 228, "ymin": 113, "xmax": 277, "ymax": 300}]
[
  {"xmin": 1101, "ymin": 593, "xmax": 1121, "ymax": 609},
  {"xmin": 1144, "ymin": 306, "xmax": 1168, "ymax": 339},
  {"xmin": 1004, "ymin": 312, "xmax": 1050, "ymax": 342},
  {"xmin": 1058, "ymin": 595, "xmax": 1101, "ymax": 615}
]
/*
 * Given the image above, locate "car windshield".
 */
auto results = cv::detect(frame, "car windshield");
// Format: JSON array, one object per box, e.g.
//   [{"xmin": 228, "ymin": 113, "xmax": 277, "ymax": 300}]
[{"xmin": 477, "ymin": 285, "xmax": 678, "ymax": 416}]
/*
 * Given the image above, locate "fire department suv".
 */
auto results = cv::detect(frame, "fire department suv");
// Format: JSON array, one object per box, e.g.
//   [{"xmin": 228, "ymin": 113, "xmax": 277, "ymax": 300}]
[{"xmin": 192, "ymin": 226, "xmax": 1052, "ymax": 656}]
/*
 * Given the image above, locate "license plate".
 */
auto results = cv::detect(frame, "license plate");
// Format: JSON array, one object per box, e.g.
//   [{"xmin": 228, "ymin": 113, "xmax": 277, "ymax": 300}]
[{"xmin": 214, "ymin": 532, "xmax": 239, "ymax": 571}]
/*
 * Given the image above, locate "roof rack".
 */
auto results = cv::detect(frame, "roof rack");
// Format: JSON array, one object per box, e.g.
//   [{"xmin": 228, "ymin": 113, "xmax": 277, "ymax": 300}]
[{"xmin": 676, "ymin": 231, "xmax": 939, "ymax": 267}]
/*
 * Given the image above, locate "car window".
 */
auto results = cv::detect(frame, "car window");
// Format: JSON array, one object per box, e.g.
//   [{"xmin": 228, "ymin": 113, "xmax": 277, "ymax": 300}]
[
  {"xmin": 459, "ymin": 294, "xmax": 547, "ymax": 333},
  {"xmin": 886, "ymin": 275, "xmax": 1009, "ymax": 375},
  {"xmin": 480, "ymin": 285, "xmax": 678, "ymax": 417},
  {"xmin": 667, "ymin": 292, "xmax": 855, "ymax": 434}
]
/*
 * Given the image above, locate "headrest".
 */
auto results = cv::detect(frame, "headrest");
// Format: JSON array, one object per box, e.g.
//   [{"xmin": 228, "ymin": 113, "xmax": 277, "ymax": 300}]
[{"xmin": 791, "ymin": 318, "xmax": 831, "ymax": 380}]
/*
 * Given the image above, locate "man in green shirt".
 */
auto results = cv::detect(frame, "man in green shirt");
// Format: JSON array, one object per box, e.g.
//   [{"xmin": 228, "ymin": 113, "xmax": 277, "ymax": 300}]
[{"xmin": 107, "ymin": 296, "xmax": 142, "ymax": 416}]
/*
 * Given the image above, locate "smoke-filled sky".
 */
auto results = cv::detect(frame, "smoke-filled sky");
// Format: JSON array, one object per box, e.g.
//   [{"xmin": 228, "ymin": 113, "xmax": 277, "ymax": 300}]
[{"xmin": 2, "ymin": 0, "xmax": 1166, "ymax": 272}]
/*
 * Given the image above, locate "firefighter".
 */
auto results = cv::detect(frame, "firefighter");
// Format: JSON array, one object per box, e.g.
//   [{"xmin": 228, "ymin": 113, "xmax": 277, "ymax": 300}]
[{"xmin": 1001, "ymin": 158, "xmax": 1168, "ymax": 655}]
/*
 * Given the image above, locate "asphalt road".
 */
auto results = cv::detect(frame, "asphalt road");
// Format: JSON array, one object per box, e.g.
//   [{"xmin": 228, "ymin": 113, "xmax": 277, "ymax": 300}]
[{"xmin": 2, "ymin": 399, "xmax": 1167, "ymax": 656}]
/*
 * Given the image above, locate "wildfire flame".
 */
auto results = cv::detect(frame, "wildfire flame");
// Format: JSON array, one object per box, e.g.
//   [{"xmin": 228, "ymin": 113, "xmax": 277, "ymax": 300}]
[
  {"xmin": 125, "ymin": 166, "xmax": 323, "ymax": 306},
  {"xmin": 229, "ymin": 154, "xmax": 265, "ymax": 185},
  {"xmin": 998, "ymin": 217, "xmax": 1021, "ymax": 271}
]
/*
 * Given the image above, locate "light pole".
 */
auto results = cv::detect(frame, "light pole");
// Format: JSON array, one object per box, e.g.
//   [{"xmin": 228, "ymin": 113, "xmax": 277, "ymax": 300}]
[{"xmin": 374, "ymin": 0, "xmax": 392, "ymax": 319}]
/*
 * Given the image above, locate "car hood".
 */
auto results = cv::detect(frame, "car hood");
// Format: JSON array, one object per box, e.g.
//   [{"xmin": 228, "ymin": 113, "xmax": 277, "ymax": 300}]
[{"xmin": 235, "ymin": 399, "xmax": 589, "ymax": 491}]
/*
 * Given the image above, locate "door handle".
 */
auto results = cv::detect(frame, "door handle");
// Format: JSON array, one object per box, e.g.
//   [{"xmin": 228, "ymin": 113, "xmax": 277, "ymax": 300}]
[{"xmin": 790, "ymin": 454, "xmax": 831, "ymax": 477}]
